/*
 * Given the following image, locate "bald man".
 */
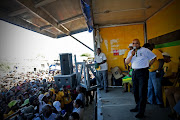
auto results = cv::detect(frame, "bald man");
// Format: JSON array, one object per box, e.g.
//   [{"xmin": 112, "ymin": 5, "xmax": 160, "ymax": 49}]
[{"xmin": 125, "ymin": 39, "xmax": 156, "ymax": 118}]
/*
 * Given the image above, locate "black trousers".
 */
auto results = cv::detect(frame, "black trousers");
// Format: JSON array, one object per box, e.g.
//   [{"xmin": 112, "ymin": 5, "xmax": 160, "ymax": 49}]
[{"xmin": 132, "ymin": 68, "xmax": 149, "ymax": 114}]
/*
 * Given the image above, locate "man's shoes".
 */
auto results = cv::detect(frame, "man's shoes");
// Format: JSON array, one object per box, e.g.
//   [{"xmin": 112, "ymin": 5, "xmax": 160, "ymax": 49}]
[
  {"xmin": 122, "ymin": 89, "xmax": 127, "ymax": 93},
  {"xmin": 158, "ymin": 104, "xmax": 164, "ymax": 108},
  {"xmin": 135, "ymin": 113, "xmax": 144, "ymax": 118},
  {"xmin": 130, "ymin": 108, "xmax": 138, "ymax": 112},
  {"xmin": 85, "ymin": 104, "xmax": 89, "ymax": 107},
  {"xmin": 105, "ymin": 90, "xmax": 109, "ymax": 93},
  {"xmin": 146, "ymin": 101, "xmax": 151, "ymax": 104},
  {"xmin": 168, "ymin": 112, "xmax": 176, "ymax": 119},
  {"xmin": 99, "ymin": 88, "xmax": 104, "ymax": 90}
]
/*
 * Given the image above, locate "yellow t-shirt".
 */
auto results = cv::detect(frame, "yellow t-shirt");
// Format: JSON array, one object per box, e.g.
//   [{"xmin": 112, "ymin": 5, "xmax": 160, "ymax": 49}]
[
  {"xmin": 55, "ymin": 91, "xmax": 62, "ymax": 101},
  {"xmin": 163, "ymin": 61, "xmax": 178, "ymax": 77},
  {"xmin": 149, "ymin": 49, "xmax": 164, "ymax": 72},
  {"xmin": 123, "ymin": 50, "xmax": 130, "ymax": 59},
  {"xmin": 59, "ymin": 90, "xmax": 72, "ymax": 105}
]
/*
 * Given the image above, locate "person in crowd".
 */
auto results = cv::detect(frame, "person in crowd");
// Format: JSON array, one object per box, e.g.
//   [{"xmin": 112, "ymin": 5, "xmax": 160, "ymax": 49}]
[
  {"xmin": 42, "ymin": 104, "xmax": 57, "ymax": 120},
  {"xmin": 38, "ymin": 94, "xmax": 47, "ymax": 113},
  {"xmin": 162, "ymin": 52, "xmax": 178, "ymax": 85},
  {"xmin": 60, "ymin": 85, "xmax": 73, "ymax": 113},
  {"xmin": 143, "ymin": 43, "xmax": 164, "ymax": 107},
  {"xmin": 69, "ymin": 112, "xmax": 80, "ymax": 120},
  {"xmin": 95, "ymin": 48, "xmax": 108, "ymax": 93},
  {"xmin": 53, "ymin": 101, "xmax": 61, "ymax": 113},
  {"xmin": 73, "ymin": 99, "xmax": 84, "ymax": 120},
  {"xmin": 48, "ymin": 88, "xmax": 56, "ymax": 105},
  {"xmin": 125, "ymin": 39, "xmax": 156, "ymax": 118},
  {"xmin": 76, "ymin": 86, "xmax": 85, "ymax": 106},
  {"xmin": 4, "ymin": 100, "xmax": 19, "ymax": 119},
  {"xmin": 55, "ymin": 87, "xmax": 62, "ymax": 102},
  {"xmin": 123, "ymin": 43, "xmax": 133, "ymax": 70},
  {"xmin": 23, "ymin": 92, "xmax": 29, "ymax": 100}
]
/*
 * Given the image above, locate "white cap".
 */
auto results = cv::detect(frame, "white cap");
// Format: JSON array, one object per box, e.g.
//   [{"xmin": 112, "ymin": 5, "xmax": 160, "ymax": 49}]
[
  {"xmin": 128, "ymin": 43, "xmax": 133, "ymax": 48},
  {"xmin": 53, "ymin": 101, "xmax": 61, "ymax": 112},
  {"xmin": 162, "ymin": 52, "xmax": 171, "ymax": 57},
  {"xmin": 38, "ymin": 94, "xmax": 45, "ymax": 101}
]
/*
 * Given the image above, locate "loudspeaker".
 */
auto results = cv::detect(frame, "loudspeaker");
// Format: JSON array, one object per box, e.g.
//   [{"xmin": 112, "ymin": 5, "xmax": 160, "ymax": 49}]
[
  {"xmin": 59, "ymin": 53, "xmax": 73, "ymax": 75},
  {"xmin": 54, "ymin": 73, "xmax": 76, "ymax": 89}
]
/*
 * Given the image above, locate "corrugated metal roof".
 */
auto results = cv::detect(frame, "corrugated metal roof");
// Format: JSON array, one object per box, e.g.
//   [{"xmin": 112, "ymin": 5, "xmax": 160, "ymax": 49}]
[{"xmin": 0, "ymin": 0, "xmax": 173, "ymax": 38}]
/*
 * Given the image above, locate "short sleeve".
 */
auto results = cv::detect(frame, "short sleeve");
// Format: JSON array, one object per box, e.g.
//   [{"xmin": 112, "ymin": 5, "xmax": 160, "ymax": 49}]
[
  {"xmin": 123, "ymin": 50, "xmax": 129, "ymax": 58},
  {"xmin": 145, "ymin": 48, "xmax": 156, "ymax": 60},
  {"xmin": 102, "ymin": 53, "xmax": 107, "ymax": 60},
  {"xmin": 153, "ymin": 49, "xmax": 163, "ymax": 60},
  {"xmin": 125, "ymin": 50, "xmax": 132, "ymax": 62}
]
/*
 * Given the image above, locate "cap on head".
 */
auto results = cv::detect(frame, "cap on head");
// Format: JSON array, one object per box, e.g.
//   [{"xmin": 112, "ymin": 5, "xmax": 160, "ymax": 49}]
[
  {"xmin": 53, "ymin": 101, "xmax": 61, "ymax": 112},
  {"xmin": 162, "ymin": 52, "xmax": 171, "ymax": 57},
  {"xmin": 128, "ymin": 43, "xmax": 133, "ymax": 48}
]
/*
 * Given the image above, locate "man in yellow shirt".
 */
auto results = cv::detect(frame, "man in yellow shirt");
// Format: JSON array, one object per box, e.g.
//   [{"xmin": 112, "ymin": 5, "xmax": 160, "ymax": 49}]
[
  {"xmin": 123, "ymin": 43, "xmax": 133, "ymax": 70},
  {"xmin": 59, "ymin": 85, "xmax": 72, "ymax": 112},
  {"xmin": 162, "ymin": 52, "xmax": 178, "ymax": 85},
  {"xmin": 143, "ymin": 43, "xmax": 164, "ymax": 106}
]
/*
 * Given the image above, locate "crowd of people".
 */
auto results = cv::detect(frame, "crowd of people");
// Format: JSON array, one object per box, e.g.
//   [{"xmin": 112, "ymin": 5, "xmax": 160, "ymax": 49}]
[{"xmin": 0, "ymin": 70, "xmax": 88, "ymax": 120}]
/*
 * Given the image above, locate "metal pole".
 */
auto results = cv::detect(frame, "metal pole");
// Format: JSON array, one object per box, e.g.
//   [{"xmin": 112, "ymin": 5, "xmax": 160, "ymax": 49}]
[
  {"xmin": 144, "ymin": 22, "xmax": 148, "ymax": 43},
  {"xmin": 83, "ymin": 62, "xmax": 87, "ymax": 89},
  {"xmin": 93, "ymin": 29, "xmax": 96, "ymax": 56},
  {"xmin": 74, "ymin": 55, "xmax": 78, "ymax": 74},
  {"xmin": 69, "ymin": 35, "xmax": 94, "ymax": 52}
]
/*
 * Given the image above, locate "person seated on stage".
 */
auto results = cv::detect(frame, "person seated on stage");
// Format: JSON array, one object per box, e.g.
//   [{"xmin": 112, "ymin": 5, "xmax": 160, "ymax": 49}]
[
  {"xmin": 162, "ymin": 52, "xmax": 178, "ymax": 86},
  {"xmin": 122, "ymin": 69, "xmax": 133, "ymax": 92},
  {"xmin": 165, "ymin": 84, "xmax": 180, "ymax": 119}
]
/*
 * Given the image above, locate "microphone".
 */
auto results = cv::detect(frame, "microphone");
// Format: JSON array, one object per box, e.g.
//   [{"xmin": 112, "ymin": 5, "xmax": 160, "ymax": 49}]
[{"xmin": 133, "ymin": 46, "xmax": 137, "ymax": 57}]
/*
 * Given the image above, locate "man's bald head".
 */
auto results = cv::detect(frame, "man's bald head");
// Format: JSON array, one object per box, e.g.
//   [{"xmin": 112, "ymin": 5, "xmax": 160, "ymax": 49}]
[
  {"xmin": 133, "ymin": 39, "xmax": 140, "ymax": 44},
  {"xmin": 132, "ymin": 39, "xmax": 140, "ymax": 48}
]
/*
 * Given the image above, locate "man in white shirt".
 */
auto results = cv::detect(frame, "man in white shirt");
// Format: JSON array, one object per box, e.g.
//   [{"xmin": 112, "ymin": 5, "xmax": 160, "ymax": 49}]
[
  {"xmin": 76, "ymin": 86, "xmax": 85, "ymax": 106},
  {"xmin": 95, "ymin": 48, "xmax": 108, "ymax": 93},
  {"xmin": 125, "ymin": 39, "xmax": 156, "ymax": 118}
]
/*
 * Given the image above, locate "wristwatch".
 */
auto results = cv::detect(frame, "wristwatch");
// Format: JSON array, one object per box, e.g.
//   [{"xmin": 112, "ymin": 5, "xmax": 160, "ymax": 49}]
[{"xmin": 156, "ymin": 70, "xmax": 160, "ymax": 73}]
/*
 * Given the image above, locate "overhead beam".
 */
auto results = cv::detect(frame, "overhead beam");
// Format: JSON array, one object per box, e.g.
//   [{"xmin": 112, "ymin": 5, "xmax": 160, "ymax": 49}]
[
  {"xmin": 17, "ymin": 0, "xmax": 69, "ymax": 34},
  {"xmin": 58, "ymin": 14, "xmax": 84, "ymax": 25},
  {"xmin": 98, "ymin": 22, "xmax": 144, "ymax": 28},
  {"xmin": 0, "ymin": 11, "xmax": 56, "ymax": 38},
  {"xmin": 8, "ymin": 8, "xmax": 29, "ymax": 17},
  {"xmin": 40, "ymin": 6, "xmax": 70, "ymax": 33},
  {"xmin": 35, "ymin": 0, "xmax": 56, "ymax": 8},
  {"xmin": 94, "ymin": 7, "xmax": 148, "ymax": 15},
  {"xmin": 40, "ymin": 25, "xmax": 52, "ymax": 30}
]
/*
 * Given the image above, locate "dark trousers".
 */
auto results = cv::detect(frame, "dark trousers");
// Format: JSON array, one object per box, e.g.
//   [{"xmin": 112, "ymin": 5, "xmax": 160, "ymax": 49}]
[{"xmin": 132, "ymin": 68, "xmax": 149, "ymax": 114}]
